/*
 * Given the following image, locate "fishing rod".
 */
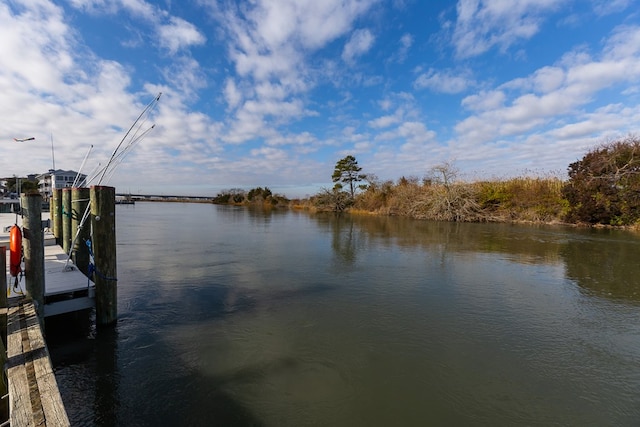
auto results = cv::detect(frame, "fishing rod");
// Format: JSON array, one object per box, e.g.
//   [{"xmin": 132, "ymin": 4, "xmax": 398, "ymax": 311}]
[
  {"xmin": 77, "ymin": 162, "xmax": 101, "ymax": 188},
  {"xmin": 85, "ymin": 123, "xmax": 156, "ymax": 186},
  {"xmin": 97, "ymin": 92, "xmax": 161, "ymax": 185},
  {"xmin": 72, "ymin": 145, "xmax": 94, "ymax": 188},
  {"xmin": 63, "ymin": 93, "xmax": 161, "ymax": 270},
  {"xmin": 101, "ymin": 124, "xmax": 156, "ymax": 184},
  {"xmin": 50, "ymin": 133, "xmax": 56, "ymax": 170}
]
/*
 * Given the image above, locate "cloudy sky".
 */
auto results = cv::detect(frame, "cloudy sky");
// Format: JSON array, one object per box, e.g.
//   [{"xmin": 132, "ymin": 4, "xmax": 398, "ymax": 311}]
[{"xmin": 1, "ymin": 0, "xmax": 639, "ymax": 197}]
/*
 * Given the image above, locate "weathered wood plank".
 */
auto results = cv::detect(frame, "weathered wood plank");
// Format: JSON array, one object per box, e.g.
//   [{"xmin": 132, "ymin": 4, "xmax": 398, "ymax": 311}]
[
  {"xmin": 7, "ymin": 303, "xmax": 35, "ymax": 427},
  {"xmin": 24, "ymin": 304, "xmax": 70, "ymax": 426},
  {"xmin": 7, "ymin": 301, "xmax": 70, "ymax": 426}
]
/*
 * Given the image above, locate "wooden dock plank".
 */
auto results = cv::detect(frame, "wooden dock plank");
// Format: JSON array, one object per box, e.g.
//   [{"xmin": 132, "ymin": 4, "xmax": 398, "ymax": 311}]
[
  {"xmin": 24, "ymin": 303, "xmax": 70, "ymax": 426},
  {"xmin": 7, "ymin": 303, "xmax": 39, "ymax": 427},
  {"xmin": 7, "ymin": 300, "xmax": 70, "ymax": 427}
]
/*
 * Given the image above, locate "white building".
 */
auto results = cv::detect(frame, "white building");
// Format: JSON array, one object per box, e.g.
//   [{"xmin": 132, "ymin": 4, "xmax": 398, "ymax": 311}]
[{"xmin": 37, "ymin": 169, "xmax": 87, "ymax": 200}]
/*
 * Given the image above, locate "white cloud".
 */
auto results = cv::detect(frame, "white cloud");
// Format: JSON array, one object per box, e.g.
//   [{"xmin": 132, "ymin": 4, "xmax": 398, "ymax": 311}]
[
  {"xmin": 603, "ymin": 24, "xmax": 640, "ymax": 59},
  {"xmin": 266, "ymin": 132, "xmax": 318, "ymax": 147},
  {"xmin": 248, "ymin": 0, "xmax": 377, "ymax": 51},
  {"xmin": 69, "ymin": 0, "xmax": 205, "ymax": 56},
  {"xmin": 160, "ymin": 56, "xmax": 207, "ymax": 98},
  {"xmin": 461, "ymin": 90, "xmax": 506, "ymax": 112},
  {"xmin": 548, "ymin": 104, "xmax": 636, "ymax": 140},
  {"xmin": 389, "ymin": 33, "xmax": 413, "ymax": 63},
  {"xmin": 0, "ymin": 1, "xmax": 75, "ymax": 94},
  {"xmin": 342, "ymin": 29, "xmax": 375, "ymax": 64},
  {"xmin": 250, "ymin": 146, "xmax": 288, "ymax": 161},
  {"xmin": 158, "ymin": 16, "xmax": 206, "ymax": 54},
  {"xmin": 451, "ymin": 24, "xmax": 640, "ymax": 176},
  {"xmin": 369, "ymin": 114, "xmax": 401, "ymax": 129},
  {"xmin": 592, "ymin": 0, "xmax": 635, "ymax": 16},
  {"xmin": 531, "ymin": 66, "xmax": 566, "ymax": 93},
  {"xmin": 69, "ymin": 0, "xmax": 156, "ymax": 18},
  {"xmin": 400, "ymin": 33, "xmax": 413, "ymax": 49},
  {"xmin": 451, "ymin": 0, "xmax": 565, "ymax": 58},
  {"xmin": 414, "ymin": 68, "xmax": 473, "ymax": 93},
  {"xmin": 376, "ymin": 121, "xmax": 436, "ymax": 145},
  {"xmin": 378, "ymin": 99, "xmax": 393, "ymax": 111},
  {"xmin": 473, "ymin": 25, "xmax": 637, "ymax": 131},
  {"xmin": 207, "ymin": 0, "xmax": 377, "ymax": 146},
  {"xmin": 368, "ymin": 101, "xmax": 419, "ymax": 129},
  {"xmin": 224, "ymin": 78, "xmax": 242, "ymax": 109}
]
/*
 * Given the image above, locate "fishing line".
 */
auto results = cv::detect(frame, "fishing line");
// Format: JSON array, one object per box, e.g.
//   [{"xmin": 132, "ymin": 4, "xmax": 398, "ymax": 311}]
[
  {"xmin": 98, "ymin": 92, "xmax": 161, "ymax": 185},
  {"xmin": 62, "ymin": 92, "xmax": 161, "ymax": 270},
  {"xmin": 72, "ymin": 145, "xmax": 94, "ymax": 188}
]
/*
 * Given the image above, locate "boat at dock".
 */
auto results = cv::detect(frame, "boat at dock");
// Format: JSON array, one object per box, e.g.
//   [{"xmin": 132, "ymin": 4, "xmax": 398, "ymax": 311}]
[
  {"xmin": 1, "ymin": 211, "xmax": 94, "ymax": 317},
  {"xmin": 115, "ymin": 194, "xmax": 135, "ymax": 205}
]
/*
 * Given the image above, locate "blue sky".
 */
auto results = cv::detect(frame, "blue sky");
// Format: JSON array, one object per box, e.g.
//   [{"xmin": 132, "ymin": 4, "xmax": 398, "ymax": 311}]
[{"xmin": 1, "ymin": 0, "xmax": 639, "ymax": 197}]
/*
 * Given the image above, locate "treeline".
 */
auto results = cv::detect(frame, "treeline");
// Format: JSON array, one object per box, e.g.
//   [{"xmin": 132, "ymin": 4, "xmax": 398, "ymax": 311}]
[
  {"xmin": 214, "ymin": 136, "xmax": 640, "ymax": 227},
  {"xmin": 306, "ymin": 135, "xmax": 640, "ymax": 227},
  {"xmin": 212, "ymin": 186, "xmax": 290, "ymax": 207}
]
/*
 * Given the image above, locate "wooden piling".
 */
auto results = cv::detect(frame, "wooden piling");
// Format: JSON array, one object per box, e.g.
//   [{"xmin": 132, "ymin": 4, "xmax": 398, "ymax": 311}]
[
  {"xmin": 1, "ymin": 245, "xmax": 7, "ymax": 311},
  {"xmin": 0, "ymin": 246, "xmax": 6, "ymax": 424},
  {"xmin": 21, "ymin": 193, "xmax": 45, "ymax": 320},
  {"xmin": 71, "ymin": 187, "xmax": 90, "ymax": 276},
  {"xmin": 62, "ymin": 188, "xmax": 72, "ymax": 254},
  {"xmin": 52, "ymin": 188, "xmax": 62, "ymax": 244},
  {"xmin": 91, "ymin": 186, "xmax": 117, "ymax": 327}
]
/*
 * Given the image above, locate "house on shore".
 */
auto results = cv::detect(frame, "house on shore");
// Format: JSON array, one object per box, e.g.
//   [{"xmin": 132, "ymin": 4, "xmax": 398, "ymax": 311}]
[{"xmin": 37, "ymin": 169, "xmax": 87, "ymax": 200}]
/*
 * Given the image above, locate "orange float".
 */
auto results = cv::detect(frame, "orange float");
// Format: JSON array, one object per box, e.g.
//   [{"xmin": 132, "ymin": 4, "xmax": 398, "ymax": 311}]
[{"xmin": 9, "ymin": 225, "xmax": 22, "ymax": 277}]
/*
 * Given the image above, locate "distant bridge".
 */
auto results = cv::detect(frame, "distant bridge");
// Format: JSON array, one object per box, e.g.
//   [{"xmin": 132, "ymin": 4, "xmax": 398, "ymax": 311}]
[{"xmin": 116, "ymin": 193, "xmax": 213, "ymax": 201}]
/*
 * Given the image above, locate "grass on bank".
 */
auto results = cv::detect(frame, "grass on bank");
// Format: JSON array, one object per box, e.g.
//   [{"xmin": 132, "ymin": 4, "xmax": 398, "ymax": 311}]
[{"xmin": 349, "ymin": 176, "xmax": 568, "ymax": 224}]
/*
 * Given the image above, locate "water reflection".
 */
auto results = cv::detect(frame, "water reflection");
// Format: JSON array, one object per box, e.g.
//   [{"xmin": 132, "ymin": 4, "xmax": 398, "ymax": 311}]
[
  {"xmin": 94, "ymin": 327, "xmax": 119, "ymax": 427},
  {"xmin": 315, "ymin": 214, "xmax": 640, "ymax": 304},
  {"xmin": 560, "ymin": 231, "xmax": 640, "ymax": 302},
  {"xmin": 330, "ymin": 215, "xmax": 358, "ymax": 265}
]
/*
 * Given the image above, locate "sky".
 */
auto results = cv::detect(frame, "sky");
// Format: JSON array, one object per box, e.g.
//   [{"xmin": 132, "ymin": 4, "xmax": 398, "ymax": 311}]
[{"xmin": 1, "ymin": 0, "xmax": 640, "ymax": 198}]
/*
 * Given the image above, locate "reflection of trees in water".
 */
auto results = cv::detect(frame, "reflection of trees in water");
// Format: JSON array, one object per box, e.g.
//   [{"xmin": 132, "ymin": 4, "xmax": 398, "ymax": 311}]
[
  {"xmin": 331, "ymin": 215, "xmax": 566, "ymax": 262},
  {"xmin": 310, "ymin": 213, "xmax": 370, "ymax": 266},
  {"xmin": 311, "ymin": 213, "xmax": 640, "ymax": 304},
  {"xmin": 560, "ymin": 233, "xmax": 640, "ymax": 303},
  {"xmin": 330, "ymin": 214, "xmax": 358, "ymax": 265}
]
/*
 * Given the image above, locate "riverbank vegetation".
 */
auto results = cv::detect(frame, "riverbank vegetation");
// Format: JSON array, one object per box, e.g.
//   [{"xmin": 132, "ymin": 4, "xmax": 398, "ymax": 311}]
[
  {"xmin": 308, "ymin": 136, "xmax": 640, "ymax": 227},
  {"xmin": 305, "ymin": 170, "xmax": 568, "ymax": 224},
  {"xmin": 212, "ymin": 186, "xmax": 291, "ymax": 207},
  {"xmin": 213, "ymin": 136, "xmax": 640, "ymax": 228}
]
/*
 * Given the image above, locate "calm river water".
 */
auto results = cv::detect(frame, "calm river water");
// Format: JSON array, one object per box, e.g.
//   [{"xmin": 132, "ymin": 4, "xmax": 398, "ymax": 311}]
[{"xmin": 47, "ymin": 202, "xmax": 640, "ymax": 426}]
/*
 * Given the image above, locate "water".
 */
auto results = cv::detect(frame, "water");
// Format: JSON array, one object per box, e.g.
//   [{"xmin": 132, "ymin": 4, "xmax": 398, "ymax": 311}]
[{"xmin": 47, "ymin": 202, "xmax": 640, "ymax": 426}]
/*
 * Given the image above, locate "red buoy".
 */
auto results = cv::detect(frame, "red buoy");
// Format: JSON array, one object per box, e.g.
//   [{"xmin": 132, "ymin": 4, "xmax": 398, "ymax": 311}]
[{"xmin": 9, "ymin": 225, "xmax": 22, "ymax": 277}]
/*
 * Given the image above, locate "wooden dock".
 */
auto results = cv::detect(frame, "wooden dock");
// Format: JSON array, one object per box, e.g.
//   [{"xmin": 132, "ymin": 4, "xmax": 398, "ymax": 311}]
[
  {"xmin": 3, "ymin": 241, "xmax": 95, "ymax": 318},
  {"xmin": 2, "ymin": 217, "xmax": 92, "ymax": 426},
  {"xmin": 5, "ymin": 300, "xmax": 70, "ymax": 426},
  {"xmin": 1, "ymin": 187, "xmax": 118, "ymax": 425}
]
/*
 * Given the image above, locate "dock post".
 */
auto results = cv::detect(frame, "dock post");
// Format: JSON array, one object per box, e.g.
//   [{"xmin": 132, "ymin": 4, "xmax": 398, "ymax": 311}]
[
  {"xmin": 72, "ymin": 187, "xmax": 91, "ymax": 276},
  {"xmin": 62, "ymin": 188, "xmax": 72, "ymax": 254},
  {"xmin": 0, "ymin": 246, "xmax": 6, "ymax": 424},
  {"xmin": 1, "ymin": 245, "xmax": 6, "ymax": 311},
  {"xmin": 21, "ymin": 193, "xmax": 45, "ymax": 320},
  {"xmin": 91, "ymin": 186, "xmax": 117, "ymax": 327},
  {"xmin": 52, "ymin": 188, "xmax": 62, "ymax": 244}
]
